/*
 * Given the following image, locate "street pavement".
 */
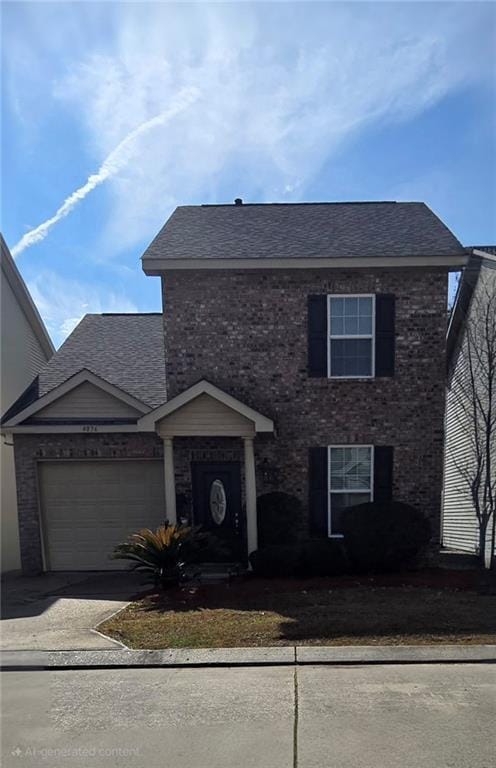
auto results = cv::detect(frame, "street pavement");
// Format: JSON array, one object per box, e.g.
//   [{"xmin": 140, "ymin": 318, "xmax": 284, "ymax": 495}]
[{"xmin": 2, "ymin": 663, "xmax": 495, "ymax": 767}]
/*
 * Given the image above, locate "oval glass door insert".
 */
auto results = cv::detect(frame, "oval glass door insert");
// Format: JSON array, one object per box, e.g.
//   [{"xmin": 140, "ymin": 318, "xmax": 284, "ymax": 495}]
[{"xmin": 209, "ymin": 479, "xmax": 227, "ymax": 525}]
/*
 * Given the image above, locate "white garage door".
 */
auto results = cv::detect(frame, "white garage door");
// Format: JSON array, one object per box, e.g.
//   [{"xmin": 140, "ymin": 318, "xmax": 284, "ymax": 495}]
[{"xmin": 39, "ymin": 460, "xmax": 165, "ymax": 570}]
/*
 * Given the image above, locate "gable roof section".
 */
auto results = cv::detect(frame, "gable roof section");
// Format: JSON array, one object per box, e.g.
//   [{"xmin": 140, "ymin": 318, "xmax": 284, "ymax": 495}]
[
  {"xmin": 447, "ymin": 248, "xmax": 496, "ymax": 372},
  {"xmin": 1, "ymin": 234, "xmax": 54, "ymax": 358},
  {"xmin": 0, "ymin": 376, "xmax": 40, "ymax": 425},
  {"xmin": 2, "ymin": 369, "xmax": 151, "ymax": 428},
  {"xmin": 138, "ymin": 380, "xmax": 274, "ymax": 433},
  {"xmin": 33, "ymin": 380, "xmax": 145, "ymax": 421},
  {"xmin": 37, "ymin": 313, "xmax": 166, "ymax": 408},
  {"xmin": 142, "ymin": 202, "xmax": 466, "ymax": 271}
]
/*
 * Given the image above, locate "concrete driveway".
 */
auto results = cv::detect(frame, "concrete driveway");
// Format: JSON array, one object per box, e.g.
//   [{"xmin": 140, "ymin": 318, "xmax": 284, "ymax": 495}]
[
  {"xmin": 1, "ymin": 663, "xmax": 495, "ymax": 767},
  {"xmin": 0, "ymin": 572, "xmax": 145, "ymax": 650}
]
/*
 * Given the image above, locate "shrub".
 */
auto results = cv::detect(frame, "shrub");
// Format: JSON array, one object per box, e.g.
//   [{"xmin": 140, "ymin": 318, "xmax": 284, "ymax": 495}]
[
  {"xmin": 299, "ymin": 539, "xmax": 349, "ymax": 577},
  {"xmin": 249, "ymin": 544, "xmax": 301, "ymax": 577},
  {"xmin": 341, "ymin": 501, "xmax": 431, "ymax": 573},
  {"xmin": 257, "ymin": 492, "xmax": 302, "ymax": 548},
  {"xmin": 112, "ymin": 523, "xmax": 211, "ymax": 588},
  {"xmin": 249, "ymin": 539, "xmax": 348, "ymax": 578}
]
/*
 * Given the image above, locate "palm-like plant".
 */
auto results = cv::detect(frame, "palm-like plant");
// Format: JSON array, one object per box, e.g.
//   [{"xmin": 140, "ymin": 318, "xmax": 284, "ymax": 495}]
[{"xmin": 112, "ymin": 523, "xmax": 207, "ymax": 588}]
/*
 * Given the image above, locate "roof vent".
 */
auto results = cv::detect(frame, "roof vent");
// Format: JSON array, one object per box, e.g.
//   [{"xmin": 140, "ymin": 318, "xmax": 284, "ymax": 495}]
[{"xmin": 234, "ymin": 198, "xmax": 243, "ymax": 206}]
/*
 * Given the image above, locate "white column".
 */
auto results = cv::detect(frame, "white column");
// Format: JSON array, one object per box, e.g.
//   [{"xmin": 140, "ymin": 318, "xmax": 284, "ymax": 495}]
[
  {"xmin": 243, "ymin": 436, "xmax": 258, "ymax": 556},
  {"xmin": 163, "ymin": 437, "xmax": 177, "ymax": 525}
]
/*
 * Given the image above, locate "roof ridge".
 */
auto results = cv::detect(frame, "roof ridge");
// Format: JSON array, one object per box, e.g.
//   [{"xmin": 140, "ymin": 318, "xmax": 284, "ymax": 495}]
[
  {"xmin": 198, "ymin": 201, "xmax": 404, "ymax": 208},
  {"xmin": 99, "ymin": 312, "xmax": 162, "ymax": 317}
]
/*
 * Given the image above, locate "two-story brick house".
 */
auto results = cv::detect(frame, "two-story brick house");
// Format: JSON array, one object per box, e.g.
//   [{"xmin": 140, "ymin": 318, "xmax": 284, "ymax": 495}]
[{"xmin": 2, "ymin": 201, "xmax": 467, "ymax": 573}]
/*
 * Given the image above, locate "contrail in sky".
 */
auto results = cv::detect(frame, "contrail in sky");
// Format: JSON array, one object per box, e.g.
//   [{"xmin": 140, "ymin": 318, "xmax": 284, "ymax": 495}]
[{"xmin": 12, "ymin": 87, "xmax": 200, "ymax": 258}]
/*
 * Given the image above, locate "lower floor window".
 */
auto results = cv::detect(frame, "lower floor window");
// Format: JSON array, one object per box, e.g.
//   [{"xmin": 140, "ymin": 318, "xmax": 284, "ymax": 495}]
[{"xmin": 328, "ymin": 446, "xmax": 373, "ymax": 535}]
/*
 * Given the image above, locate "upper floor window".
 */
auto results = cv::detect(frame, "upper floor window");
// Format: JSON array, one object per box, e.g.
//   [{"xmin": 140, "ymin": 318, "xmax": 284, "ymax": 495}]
[{"xmin": 328, "ymin": 295, "xmax": 375, "ymax": 378}]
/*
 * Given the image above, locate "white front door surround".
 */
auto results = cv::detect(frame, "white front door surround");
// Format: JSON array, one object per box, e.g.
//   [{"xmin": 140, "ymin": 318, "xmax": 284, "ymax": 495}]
[
  {"xmin": 163, "ymin": 437, "xmax": 177, "ymax": 525},
  {"xmin": 243, "ymin": 436, "xmax": 258, "ymax": 554},
  {"xmin": 161, "ymin": 434, "xmax": 259, "ymax": 556},
  {"xmin": 150, "ymin": 381, "xmax": 274, "ymax": 559}
]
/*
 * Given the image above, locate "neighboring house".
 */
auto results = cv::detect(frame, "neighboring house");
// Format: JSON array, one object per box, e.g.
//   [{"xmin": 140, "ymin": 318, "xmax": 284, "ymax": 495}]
[
  {"xmin": 442, "ymin": 246, "xmax": 496, "ymax": 564},
  {"xmin": 2, "ymin": 201, "xmax": 468, "ymax": 573},
  {"xmin": 0, "ymin": 235, "xmax": 54, "ymax": 572}
]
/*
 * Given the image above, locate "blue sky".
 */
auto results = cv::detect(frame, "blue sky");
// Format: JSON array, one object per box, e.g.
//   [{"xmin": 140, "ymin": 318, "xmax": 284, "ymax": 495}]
[{"xmin": 2, "ymin": 1, "xmax": 495, "ymax": 347}]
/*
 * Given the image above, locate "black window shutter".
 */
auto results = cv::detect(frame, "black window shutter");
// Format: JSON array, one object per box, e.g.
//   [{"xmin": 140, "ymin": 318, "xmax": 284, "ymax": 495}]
[
  {"xmin": 373, "ymin": 446, "xmax": 394, "ymax": 503},
  {"xmin": 375, "ymin": 294, "xmax": 395, "ymax": 376},
  {"xmin": 308, "ymin": 295, "xmax": 328, "ymax": 377},
  {"xmin": 308, "ymin": 447, "xmax": 328, "ymax": 537}
]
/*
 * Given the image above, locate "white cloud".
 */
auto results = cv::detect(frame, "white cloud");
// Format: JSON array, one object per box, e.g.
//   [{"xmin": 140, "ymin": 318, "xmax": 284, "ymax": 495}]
[
  {"xmin": 4, "ymin": 1, "xmax": 493, "ymax": 265},
  {"xmin": 44, "ymin": 2, "xmax": 491, "ymax": 256},
  {"xmin": 27, "ymin": 272, "xmax": 138, "ymax": 348},
  {"xmin": 11, "ymin": 86, "xmax": 199, "ymax": 257}
]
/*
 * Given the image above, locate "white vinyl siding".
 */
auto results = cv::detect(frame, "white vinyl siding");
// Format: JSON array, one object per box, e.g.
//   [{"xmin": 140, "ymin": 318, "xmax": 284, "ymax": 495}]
[
  {"xmin": 442, "ymin": 263, "xmax": 496, "ymax": 559},
  {"xmin": 157, "ymin": 393, "xmax": 255, "ymax": 437},
  {"xmin": 1, "ymin": 254, "xmax": 53, "ymax": 572},
  {"xmin": 35, "ymin": 381, "xmax": 142, "ymax": 420},
  {"xmin": 0, "ymin": 269, "xmax": 48, "ymax": 411},
  {"xmin": 442, "ymin": 370, "xmax": 480, "ymax": 553}
]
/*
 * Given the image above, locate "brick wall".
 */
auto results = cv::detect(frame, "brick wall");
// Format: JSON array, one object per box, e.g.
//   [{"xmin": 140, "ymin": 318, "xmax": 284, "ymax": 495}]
[
  {"xmin": 14, "ymin": 432, "xmax": 249, "ymax": 573},
  {"xmin": 15, "ymin": 266, "xmax": 449, "ymax": 573},
  {"xmin": 14, "ymin": 433, "xmax": 163, "ymax": 573},
  {"xmin": 162, "ymin": 267, "xmax": 449, "ymax": 542}
]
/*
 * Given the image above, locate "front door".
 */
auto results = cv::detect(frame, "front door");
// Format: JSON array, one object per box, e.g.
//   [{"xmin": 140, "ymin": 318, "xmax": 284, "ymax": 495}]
[{"xmin": 191, "ymin": 462, "xmax": 245, "ymax": 562}]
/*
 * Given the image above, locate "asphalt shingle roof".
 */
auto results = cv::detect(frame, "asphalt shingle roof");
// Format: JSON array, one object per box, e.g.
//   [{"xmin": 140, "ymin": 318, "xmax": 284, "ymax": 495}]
[
  {"xmin": 142, "ymin": 201, "xmax": 465, "ymax": 262},
  {"xmin": 38, "ymin": 313, "xmax": 166, "ymax": 408}
]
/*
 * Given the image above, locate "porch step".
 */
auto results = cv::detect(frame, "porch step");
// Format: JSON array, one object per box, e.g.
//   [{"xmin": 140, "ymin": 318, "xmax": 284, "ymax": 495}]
[{"xmin": 189, "ymin": 562, "xmax": 246, "ymax": 584}]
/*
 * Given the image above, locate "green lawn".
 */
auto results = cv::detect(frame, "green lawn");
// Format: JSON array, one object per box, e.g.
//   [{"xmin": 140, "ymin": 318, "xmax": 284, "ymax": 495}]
[{"xmin": 98, "ymin": 574, "xmax": 496, "ymax": 649}]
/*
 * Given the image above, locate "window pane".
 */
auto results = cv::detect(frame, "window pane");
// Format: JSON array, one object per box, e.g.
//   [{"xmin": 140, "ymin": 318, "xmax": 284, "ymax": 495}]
[
  {"xmin": 330, "ymin": 296, "xmax": 373, "ymax": 337},
  {"xmin": 330, "ymin": 339, "xmax": 372, "ymax": 376},
  {"xmin": 344, "ymin": 297, "xmax": 358, "ymax": 315},
  {"xmin": 330, "ymin": 492, "xmax": 371, "ymax": 534},
  {"xmin": 330, "ymin": 316, "xmax": 344, "ymax": 335},
  {"xmin": 358, "ymin": 315, "xmax": 372, "ymax": 334},
  {"xmin": 344, "ymin": 475, "xmax": 370, "ymax": 490},
  {"xmin": 330, "ymin": 447, "xmax": 344, "ymax": 466},
  {"xmin": 330, "ymin": 297, "xmax": 344, "ymax": 316},
  {"xmin": 356, "ymin": 447, "xmax": 370, "ymax": 463},
  {"xmin": 344, "ymin": 316, "xmax": 359, "ymax": 334},
  {"xmin": 343, "ymin": 447, "xmax": 353, "ymax": 465},
  {"xmin": 329, "ymin": 447, "xmax": 372, "ymax": 491},
  {"xmin": 358, "ymin": 296, "xmax": 372, "ymax": 316}
]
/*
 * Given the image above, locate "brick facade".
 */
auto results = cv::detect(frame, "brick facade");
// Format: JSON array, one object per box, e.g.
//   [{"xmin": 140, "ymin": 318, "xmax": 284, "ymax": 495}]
[
  {"xmin": 162, "ymin": 267, "xmax": 448, "ymax": 542},
  {"xmin": 15, "ymin": 266, "xmax": 448, "ymax": 573},
  {"xmin": 14, "ymin": 433, "xmax": 162, "ymax": 573},
  {"xmin": 14, "ymin": 432, "xmax": 252, "ymax": 573}
]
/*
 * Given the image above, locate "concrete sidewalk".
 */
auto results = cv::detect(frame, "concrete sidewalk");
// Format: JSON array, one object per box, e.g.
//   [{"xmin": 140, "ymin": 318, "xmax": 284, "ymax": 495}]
[{"xmin": 2, "ymin": 644, "xmax": 495, "ymax": 670}]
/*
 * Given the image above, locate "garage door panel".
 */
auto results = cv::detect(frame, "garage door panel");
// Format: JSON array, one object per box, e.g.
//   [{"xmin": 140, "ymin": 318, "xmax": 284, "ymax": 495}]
[{"xmin": 39, "ymin": 461, "xmax": 165, "ymax": 570}]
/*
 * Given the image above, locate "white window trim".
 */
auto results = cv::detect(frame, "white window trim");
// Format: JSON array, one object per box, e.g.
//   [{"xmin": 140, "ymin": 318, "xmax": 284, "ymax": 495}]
[
  {"xmin": 327, "ymin": 294, "xmax": 376, "ymax": 379},
  {"xmin": 327, "ymin": 445, "xmax": 374, "ymax": 538}
]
